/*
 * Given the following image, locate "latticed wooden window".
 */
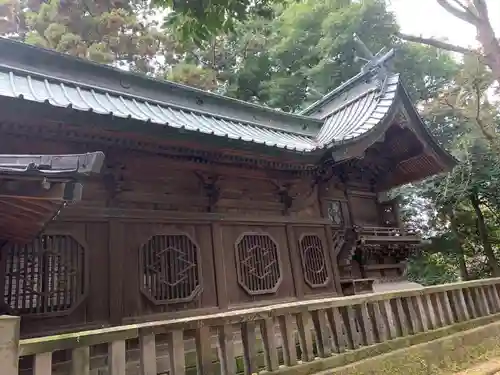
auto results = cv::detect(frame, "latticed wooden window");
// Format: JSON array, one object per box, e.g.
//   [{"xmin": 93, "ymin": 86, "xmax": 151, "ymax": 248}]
[
  {"xmin": 140, "ymin": 234, "xmax": 201, "ymax": 304},
  {"xmin": 327, "ymin": 200, "xmax": 343, "ymax": 225},
  {"xmin": 235, "ymin": 233, "xmax": 282, "ymax": 295},
  {"xmin": 299, "ymin": 234, "xmax": 330, "ymax": 288},
  {"xmin": 4, "ymin": 234, "xmax": 86, "ymax": 315}
]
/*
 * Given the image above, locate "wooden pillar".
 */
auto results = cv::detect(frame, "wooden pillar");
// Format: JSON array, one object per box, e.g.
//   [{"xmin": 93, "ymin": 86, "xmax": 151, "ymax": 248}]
[
  {"xmin": 286, "ymin": 225, "xmax": 304, "ymax": 299},
  {"xmin": 0, "ymin": 315, "xmax": 20, "ymax": 375},
  {"xmin": 108, "ymin": 221, "xmax": 125, "ymax": 325},
  {"xmin": 211, "ymin": 223, "xmax": 228, "ymax": 309}
]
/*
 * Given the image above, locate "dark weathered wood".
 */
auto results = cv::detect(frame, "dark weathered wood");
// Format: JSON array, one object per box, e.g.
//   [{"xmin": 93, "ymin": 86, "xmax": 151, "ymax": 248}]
[
  {"xmin": 168, "ymin": 330, "xmax": 186, "ymax": 375},
  {"xmin": 139, "ymin": 333, "xmax": 157, "ymax": 375},
  {"xmin": 286, "ymin": 224, "xmax": 305, "ymax": 299},
  {"xmin": 241, "ymin": 322, "xmax": 258, "ymax": 375},
  {"xmin": 277, "ymin": 314, "xmax": 298, "ymax": 366},
  {"xmin": 211, "ymin": 223, "xmax": 228, "ymax": 309},
  {"xmin": 108, "ymin": 340, "xmax": 126, "ymax": 375},
  {"xmin": 431, "ymin": 292, "xmax": 446, "ymax": 327},
  {"xmin": 260, "ymin": 318, "xmax": 279, "ymax": 371},
  {"xmin": 296, "ymin": 311, "xmax": 315, "ymax": 362},
  {"xmin": 108, "ymin": 221, "xmax": 125, "ymax": 325},
  {"xmin": 195, "ymin": 326, "xmax": 214, "ymax": 375},
  {"xmin": 34, "ymin": 352, "xmax": 52, "ymax": 375},
  {"xmin": 311, "ymin": 309, "xmax": 332, "ymax": 357}
]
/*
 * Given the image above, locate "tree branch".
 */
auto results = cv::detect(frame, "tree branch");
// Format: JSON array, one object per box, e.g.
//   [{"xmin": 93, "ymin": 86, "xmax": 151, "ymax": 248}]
[
  {"xmin": 396, "ymin": 32, "xmax": 480, "ymax": 55},
  {"xmin": 436, "ymin": 0, "xmax": 481, "ymax": 25}
]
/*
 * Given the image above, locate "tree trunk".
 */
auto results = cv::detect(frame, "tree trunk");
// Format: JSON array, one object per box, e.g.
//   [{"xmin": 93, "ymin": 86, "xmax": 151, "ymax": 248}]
[
  {"xmin": 448, "ymin": 210, "xmax": 469, "ymax": 280},
  {"xmin": 475, "ymin": 20, "xmax": 500, "ymax": 87},
  {"xmin": 470, "ymin": 192, "xmax": 500, "ymax": 276}
]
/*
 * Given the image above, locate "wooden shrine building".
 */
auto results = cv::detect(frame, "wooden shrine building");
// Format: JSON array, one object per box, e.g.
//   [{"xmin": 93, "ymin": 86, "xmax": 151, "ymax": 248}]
[{"xmin": 0, "ymin": 38, "xmax": 455, "ymax": 337}]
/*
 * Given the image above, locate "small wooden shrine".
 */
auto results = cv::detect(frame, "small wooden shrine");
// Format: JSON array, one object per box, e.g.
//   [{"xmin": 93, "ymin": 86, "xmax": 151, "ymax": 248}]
[{"xmin": 0, "ymin": 38, "xmax": 455, "ymax": 337}]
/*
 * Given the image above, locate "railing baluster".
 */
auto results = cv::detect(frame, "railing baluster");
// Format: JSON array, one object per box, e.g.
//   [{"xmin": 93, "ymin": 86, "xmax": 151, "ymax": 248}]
[
  {"xmin": 359, "ymin": 303, "xmax": 375, "ymax": 345},
  {"xmin": 34, "ymin": 352, "xmax": 52, "ymax": 375},
  {"xmin": 196, "ymin": 326, "xmax": 214, "ymax": 375},
  {"xmin": 217, "ymin": 325, "xmax": 235, "ymax": 375},
  {"xmin": 311, "ymin": 309, "xmax": 332, "ymax": 357},
  {"xmin": 424, "ymin": 294, "xmax": 437, "ymax": 330},
  {"xmin": 260, "ymin": 318, "xmax": 279, "ymax": 371},
  {"xmin": 168, "ymin": 330, "xmax": 186, "ymax": 375},
  {"xmin": 472, "ymin": 287, "xmax": 487, "ymax": 316},
  {"xmin": 479, "ymin": 287, "xmax": 491, "ymax": 315},
  {"xmin": 139, "ymin": 332, "xmax": 157, "ymax": 375},
  {"xmin": 71, "ymin": 347, "xmax": 90, "ymax": 375},
  {"xmin": 430, "ymin": 292, "xmax": 446, "ymax": 327},
  {"xmin": 441, "ymin": 291, "xmax": 455, "ymax": 324},
  {"xmin": 395, "ymin": 298, "xmax": 409, "ymax": 336},
  {"xmin": 464, "ymin": 288, "xmax": 478, "ymax": 318},
  {"xmin": 278, "ymin": 314, "xmax": 298, "ymax": 366},
  {"xmin": 406, "ymin": 297, "xmax": 421, "ymax": 334},
  {"xmin": 296, "ymin": 311, "xmax": 315, "ymax": 362},
  {"xmin": 341, "ymin": 305, "xmax": 361, "ymax": 349},
  {"xmin": 108, "ymin": 340, "xmax": 126, "ymax": 375},
  {"xmin": 382, "ymin": 300, "xmax": 398, "ymax": 339},
  {"xmin": 452, "ymin": 289, "xmax": 469, "ymax": 321},
  {"xmin": 415, "ymin": 296, "xmax": 429, "ymax": 332},
  {"xmin": 372, "ymin": 301, "xmax": 389, "ymax": 342},
  {"xmin": 488, "ymin": 285, "xmax": 500, "ymax": 312},
  {"xmin": 326, "ymin": 307, "xmax": 345, "ymax": 352},
  {"xmin": 241, "ymin": 321, "xmax": 259, "ymax": 374}
]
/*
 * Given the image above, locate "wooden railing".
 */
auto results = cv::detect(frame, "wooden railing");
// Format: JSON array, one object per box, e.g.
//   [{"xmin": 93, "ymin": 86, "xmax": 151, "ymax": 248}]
[{"xmin": 4, "ymin": 277, "xmax": 500, "ymax": 375}]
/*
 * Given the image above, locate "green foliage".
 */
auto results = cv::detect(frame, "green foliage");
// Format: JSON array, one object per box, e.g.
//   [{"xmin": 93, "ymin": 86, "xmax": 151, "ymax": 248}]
[
  {"xmin": 1, "ymin": 0, "xmax": 167, "ymax": 72},
  {"xmin": 407, "ymin": 252, "xmax": 458, "ymax": 286},
  {"xmin": 154, "ymin": 0, "xmax": 280, "ymax": 43}
]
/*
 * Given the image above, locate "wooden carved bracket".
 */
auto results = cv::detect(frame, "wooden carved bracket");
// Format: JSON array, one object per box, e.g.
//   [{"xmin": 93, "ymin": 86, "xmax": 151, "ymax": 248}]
[
  {"xmin": 195, "ymin": 172, "xmax": 220, "ymax": 212},
  {"xmin": 271, "ymin": 180, "xmax": 295, "ymax": 215},
  {"xmin": 103, "ymin": 162, "xmax": 126, "ymax": 201}
]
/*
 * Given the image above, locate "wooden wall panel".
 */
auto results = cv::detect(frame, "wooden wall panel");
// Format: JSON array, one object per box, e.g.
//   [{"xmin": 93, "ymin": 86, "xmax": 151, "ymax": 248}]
[
  {"xmin": 18, "ymin": 221, "xmax": 110, "ymax": 337},
  {"xmin": 292, "ymin": 226, "xmax": 338, "ymax": 297},
  {"xmin": 120, "ymin": 223, "xmax": 217, "ymax": 320},
  {"xmin": 221, "ymin": 225, "xmax": 296, "ymax": 308}
]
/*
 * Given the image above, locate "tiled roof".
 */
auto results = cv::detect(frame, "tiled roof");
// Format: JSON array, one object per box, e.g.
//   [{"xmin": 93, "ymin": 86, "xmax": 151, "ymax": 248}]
[
  {"xmin": 0, "ymin": 70, "xmax": 318, "ymax": 152},
  {"xmin": 0, "ymin": 39, "xmax": 419, "ymax": 154},
  {"xmin": 316, "ymin": 74, "xmax": 399, "ymax": 145},
  {"xmin": 0, "ymin": 67, "xmax": 401, "ymax": 153}
]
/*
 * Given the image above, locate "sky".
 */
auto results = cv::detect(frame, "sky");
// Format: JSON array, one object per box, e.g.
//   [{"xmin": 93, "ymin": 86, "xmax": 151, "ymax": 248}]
[{"xmin": 389, "ymin": 0, "xmax": 500, "ymax": 49}]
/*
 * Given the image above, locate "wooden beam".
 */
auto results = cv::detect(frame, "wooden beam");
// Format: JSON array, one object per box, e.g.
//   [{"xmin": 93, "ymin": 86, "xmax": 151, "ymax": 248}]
[{"xmin": 0, "ymin": 180, "xmax": 82, "ymax": 201}]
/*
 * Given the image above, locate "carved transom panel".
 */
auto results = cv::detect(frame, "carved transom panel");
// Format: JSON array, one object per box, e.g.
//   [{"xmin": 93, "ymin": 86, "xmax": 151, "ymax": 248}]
[
  {"xmin": 140, "ymin": 234, "xmax": 201, "ymax": 305},
  {"xmin": 299, "ymin": 234, "xmax": 330, "ymax": 288},
  {"xmin": 235, "ymin": 233, "xmax": 282, "ymax": 295},
  {"xmin": 4, "ymin": 234, "xmax": 86, "ymax": 315},
  {"xmin": 327, "ymin": 200, "xmax": 343, "ymax": 225}
]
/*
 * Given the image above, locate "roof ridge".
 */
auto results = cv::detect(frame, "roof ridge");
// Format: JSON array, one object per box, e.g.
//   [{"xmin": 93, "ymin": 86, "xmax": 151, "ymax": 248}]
[{"xmin": 300, "ymin": 48, "xmax": 396, "ymax": 116}]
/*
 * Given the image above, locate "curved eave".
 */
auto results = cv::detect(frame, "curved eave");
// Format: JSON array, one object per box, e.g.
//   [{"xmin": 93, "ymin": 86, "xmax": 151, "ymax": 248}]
[
  {"xmin": 397, "ymin": 84, "xmax": 457, "ymax": 172},
  {"xmin": 323, "ymin": 82, "xmax": 457, "ymax": 178}
]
